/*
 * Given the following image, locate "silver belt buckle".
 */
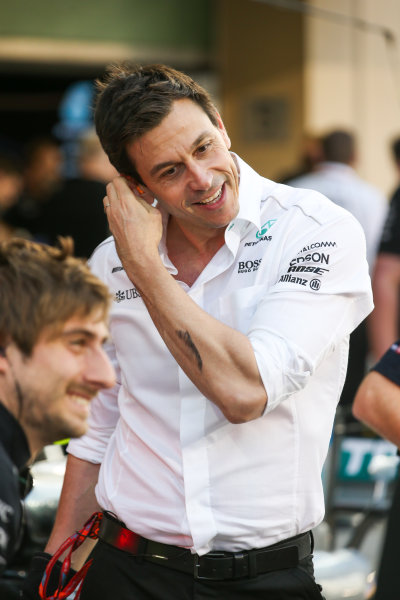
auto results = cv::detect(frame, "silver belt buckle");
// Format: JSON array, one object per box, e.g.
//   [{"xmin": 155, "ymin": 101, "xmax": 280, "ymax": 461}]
[{"xmin": 194, "ymin": 551, "xmax": 227, "ymax": 580}]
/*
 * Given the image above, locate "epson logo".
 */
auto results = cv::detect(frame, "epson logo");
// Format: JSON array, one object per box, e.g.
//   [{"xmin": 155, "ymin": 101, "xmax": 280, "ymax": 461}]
[{"xmin": 290, "ymin": 252, "xmax": 329, "ymax": 266}]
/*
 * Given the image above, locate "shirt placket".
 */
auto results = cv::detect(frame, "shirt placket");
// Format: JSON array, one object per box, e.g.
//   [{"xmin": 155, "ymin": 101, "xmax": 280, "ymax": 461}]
[{"xmin": 178, "ymin": 231, "xmax": 243, "ymax": 554}]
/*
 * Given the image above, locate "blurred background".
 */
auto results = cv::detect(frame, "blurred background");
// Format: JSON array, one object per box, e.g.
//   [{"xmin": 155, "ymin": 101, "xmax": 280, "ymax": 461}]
[{"xmin": 1, "ymin": 0, "xmax": 400, "ymax": 192}]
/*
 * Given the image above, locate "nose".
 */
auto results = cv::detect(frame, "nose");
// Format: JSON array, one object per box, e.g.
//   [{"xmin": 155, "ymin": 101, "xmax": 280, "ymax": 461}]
[
  {"xmin": 84, "ymin": 348, "xmax": 117, "ymax": 391},
  {"xmin": 187, "ymin": 161, "xmax": 213, "ymax": 191}
]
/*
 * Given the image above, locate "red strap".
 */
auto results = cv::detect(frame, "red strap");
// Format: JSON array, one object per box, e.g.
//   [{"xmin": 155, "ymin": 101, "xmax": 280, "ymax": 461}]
[{"xmin": 39, "ymin": 512, "xmax": 103, "ymax": 600}]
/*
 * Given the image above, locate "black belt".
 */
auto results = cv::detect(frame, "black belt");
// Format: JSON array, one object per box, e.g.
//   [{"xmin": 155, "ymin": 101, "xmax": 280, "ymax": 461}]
[{"xmin": 98, "ymin": 512, "xmax": 312, "ymax": 581}]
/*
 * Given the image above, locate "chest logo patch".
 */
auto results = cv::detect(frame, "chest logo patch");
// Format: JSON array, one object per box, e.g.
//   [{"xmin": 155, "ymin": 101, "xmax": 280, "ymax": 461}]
[{"xmin": 256, "ymin": 219, "xmax": 277, "ymax": 239}]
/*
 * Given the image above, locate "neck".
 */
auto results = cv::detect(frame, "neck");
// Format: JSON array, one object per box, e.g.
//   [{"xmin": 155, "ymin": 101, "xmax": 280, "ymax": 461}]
[
  {"xmin": 0, "ymin": 396, "xmax": 42, "ymax": 463},
  {"xmin": 166, "ymin": 218, "xmax": 226, "ymax": 287},
  {"xmin": 167, "ymin": 217, "xmax": 225, "ymax": 256},
  {"xmin": 21, "ymin": 431, "xmax": 42, "ymax": 464}
]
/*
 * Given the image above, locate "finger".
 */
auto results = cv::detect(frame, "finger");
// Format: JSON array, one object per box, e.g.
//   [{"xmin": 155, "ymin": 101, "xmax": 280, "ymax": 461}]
[
  {"xmin": 112, "ymin": 177, "xmax": 143, "ymax": 204},
  {"xmin": 103, "ymin": 196, "xmax": 111, "ymax": 212}
]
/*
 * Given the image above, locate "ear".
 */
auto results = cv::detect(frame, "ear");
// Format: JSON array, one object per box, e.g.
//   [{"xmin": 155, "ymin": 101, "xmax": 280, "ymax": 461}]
[
  {"xmin": 0, "ymin": 349, "xmax": 8, "ymax": 375},
  {"xmin": 215, "ymin": 110, "xmax": 231, "ymax": 150},
  {"xmin": 122, "ymin": 174, "xmax": 155, "ymax": 206}
]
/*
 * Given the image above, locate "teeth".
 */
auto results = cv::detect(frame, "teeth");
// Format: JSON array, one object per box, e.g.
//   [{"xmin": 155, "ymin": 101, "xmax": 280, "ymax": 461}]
[
  {"xmin": 70, "ymin": 395, "xmax": 90, "ymax": 407},
  {"xmin": 198, "ymin": 187, "xmax": 222, "ymax": 205}
]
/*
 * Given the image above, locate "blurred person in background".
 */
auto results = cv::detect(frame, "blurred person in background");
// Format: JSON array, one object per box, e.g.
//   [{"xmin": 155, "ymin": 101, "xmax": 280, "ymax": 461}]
[
  {"xmin": 78, "ymin": 127, "xmax": 119, "ymax": 184},
  {"xmin": 288, "ymin": 129, "xmax": 387, "ymax": 417},
  {"xmin": 287, "ymin": 129, "xmax": 387, "ymax": 272},
  {"xmin": 0, "ymin": 153, "xmax": 23, "ymax": 241},
  {"xmin": 40, "ymin": 128, "xmax": 118, "ymax": 258},
  {"xmin": 352, "ymin": 341, "xmax": 400, "ymax": 600},
  {"xmin": 277, "ymin": 132, "xmax": 323, "ymax": 184},
  {"xmin": 3, "ymin": 137, "xmax": 64, "ymax": 243},
  {"xmin": 369, "ymin": 136, "xmax": 400, "ymax": 361},
  {"xmin": 0, "ymin": 237, "xmax": 115, "ymax": 599},
  {"xmin": 355, "ymin": 136, "xmax": 400, "ymax": 593}
]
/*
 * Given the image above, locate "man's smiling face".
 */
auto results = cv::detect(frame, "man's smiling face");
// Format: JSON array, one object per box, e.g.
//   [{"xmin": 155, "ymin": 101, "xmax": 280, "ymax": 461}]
[
  {"xmin": 6, "ymin": 311, "xmax": 116, "ymax": 446},
  {"xmin": 126, "ymin": 99, "xmax": 240, "ymax": 234}
]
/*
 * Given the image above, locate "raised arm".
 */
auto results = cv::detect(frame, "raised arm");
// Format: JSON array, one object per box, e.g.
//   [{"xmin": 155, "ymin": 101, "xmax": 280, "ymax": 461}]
[
  {"xmin": 369, "ymin": 254, "xmax": 400, "ymax": 360},
  {"xmin": 104, "ymin": 177, "xmax": 372, "ymax": 424},
  {"xmin": 353, "ymin": 371, "xmax": 400, "ymax": 447}
]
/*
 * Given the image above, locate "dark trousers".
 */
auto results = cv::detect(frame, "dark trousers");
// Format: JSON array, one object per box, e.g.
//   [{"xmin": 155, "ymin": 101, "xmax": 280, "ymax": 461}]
[{"xmin": 80, "ymin": 539, "xmax": 325, "ymax": 600}]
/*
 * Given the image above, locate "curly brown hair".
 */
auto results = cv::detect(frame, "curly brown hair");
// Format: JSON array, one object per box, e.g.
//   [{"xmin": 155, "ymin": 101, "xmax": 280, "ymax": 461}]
[{"xmin": 0, "ymin": 237, "xmax": 111, "ymax": 356}]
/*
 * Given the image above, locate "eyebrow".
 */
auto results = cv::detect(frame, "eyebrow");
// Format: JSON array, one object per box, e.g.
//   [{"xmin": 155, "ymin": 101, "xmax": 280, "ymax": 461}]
[
  {"xmin": 61, "ymin": 329, "xmax": 109, "ymax": 344},
  {"xmin": 149, "ymin": 131, "xmax": 210, "ymax": 177}
]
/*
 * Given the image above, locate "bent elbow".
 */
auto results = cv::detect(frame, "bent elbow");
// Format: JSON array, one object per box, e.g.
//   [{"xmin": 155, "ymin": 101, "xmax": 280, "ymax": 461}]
[
  {"xmin": 221, "ymin": 392, "xmax": 267, "ymax": 424},
  {"xmin": 352, "ymin": 388, "xmax": 375, "ymax": 426}
]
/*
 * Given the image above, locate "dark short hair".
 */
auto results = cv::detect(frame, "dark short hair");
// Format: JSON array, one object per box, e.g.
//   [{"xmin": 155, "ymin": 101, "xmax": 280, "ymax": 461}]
[
  {"xmin": 391, "ymin": 137, "xmax": 400, "ymax": 163},
  {"xmin": 321, "ymin": 130, "xmax": 355, "ymax": 164},
  {"xmin": 94, "ymin": 63, "xmax": 219, "ymax": 184},
  {"xmin": 0, "ymin": 237, "xmax": 111, "ymax": 356}
]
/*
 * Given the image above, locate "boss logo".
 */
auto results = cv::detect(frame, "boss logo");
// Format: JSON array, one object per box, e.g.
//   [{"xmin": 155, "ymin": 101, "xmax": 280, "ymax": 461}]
[{"xmin": 238, "ymin": 259, "xmax": 262, "ymax": 273}]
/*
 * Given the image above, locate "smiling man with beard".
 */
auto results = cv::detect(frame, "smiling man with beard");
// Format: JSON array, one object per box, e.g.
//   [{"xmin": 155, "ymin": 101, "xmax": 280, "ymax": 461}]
[
  {"xmin": 31, "ymin": 64, "xmax": 374, "ymax": 600},
  {"xmin": 0, "ymin": 237, "xmax": 115, "ymax": 596}
]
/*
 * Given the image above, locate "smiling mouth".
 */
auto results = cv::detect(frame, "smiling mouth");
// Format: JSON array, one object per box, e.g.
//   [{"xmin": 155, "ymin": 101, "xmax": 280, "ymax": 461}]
[
  {"xmin": 195, "ymin": 185, "xmax": 223, "ymax": 205},
  {"xmin": 68, "ymin": 394, "xmax": 92, "ymax": 410}
]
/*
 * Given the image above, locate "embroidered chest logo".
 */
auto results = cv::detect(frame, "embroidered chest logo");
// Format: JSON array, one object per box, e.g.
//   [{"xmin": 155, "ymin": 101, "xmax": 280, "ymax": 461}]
[
  {"xmin": 238, "ymin": 259, "xmax": 262, "ymax": 273},
  {"xmin": 256, "ymin": 219, "xmax": 277, "ymax": 239},
  {"xmin": 114, "ymin": 288, "xmax": 141, "ymax": 302},
  {"xmin": 245, "ymin": 220, "xmax": 277, "ymax": 246}
]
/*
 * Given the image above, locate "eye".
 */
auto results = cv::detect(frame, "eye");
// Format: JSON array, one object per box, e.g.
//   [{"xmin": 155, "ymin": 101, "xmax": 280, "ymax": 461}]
[
  {"xmin": 197, "ymin": 142, "xmax": 211, "ymax": 155},
  {"xmin": 160, "ymin": 166, "xmax": 178, "ymax": 179},
  {"xmin": 69, "ymin": 338, "xmax": 88, "ymax": 352}
]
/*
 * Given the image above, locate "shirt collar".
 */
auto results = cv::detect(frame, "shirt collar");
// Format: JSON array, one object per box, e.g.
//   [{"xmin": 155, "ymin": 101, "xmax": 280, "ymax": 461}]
[{"xmin": 232, "ymin": 154, "xmax": 264, "ymax": 231}]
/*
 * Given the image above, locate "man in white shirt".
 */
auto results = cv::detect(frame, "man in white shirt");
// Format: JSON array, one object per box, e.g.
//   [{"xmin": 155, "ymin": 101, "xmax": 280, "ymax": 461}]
[{"xmin": 30, "ymin": 65, "xmax": 373, "ymax": 600}]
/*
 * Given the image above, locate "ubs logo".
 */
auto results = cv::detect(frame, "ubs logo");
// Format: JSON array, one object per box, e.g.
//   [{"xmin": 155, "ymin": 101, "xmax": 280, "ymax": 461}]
[{"xmin": 114, "ymin": 288, "xmax": 141, "ymax": 302}]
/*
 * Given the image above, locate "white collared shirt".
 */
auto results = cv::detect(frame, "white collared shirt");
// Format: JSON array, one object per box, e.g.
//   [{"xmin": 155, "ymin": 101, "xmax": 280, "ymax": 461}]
[{"xmin": 69, "ymin": 155, "xmax": 373, "ymax": 555}]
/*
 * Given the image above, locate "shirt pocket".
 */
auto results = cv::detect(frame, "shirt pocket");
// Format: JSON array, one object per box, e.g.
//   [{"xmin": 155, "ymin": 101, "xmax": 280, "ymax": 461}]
[{"xmin": 217, "ymin": 285, "xmax": 266, "ymax": 333}]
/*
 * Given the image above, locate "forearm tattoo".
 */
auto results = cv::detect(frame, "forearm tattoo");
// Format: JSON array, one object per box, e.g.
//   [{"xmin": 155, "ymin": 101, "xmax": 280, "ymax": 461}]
[{"xmin": 176, "ymin": 330, "xmax": 203, "ymax": 371}]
